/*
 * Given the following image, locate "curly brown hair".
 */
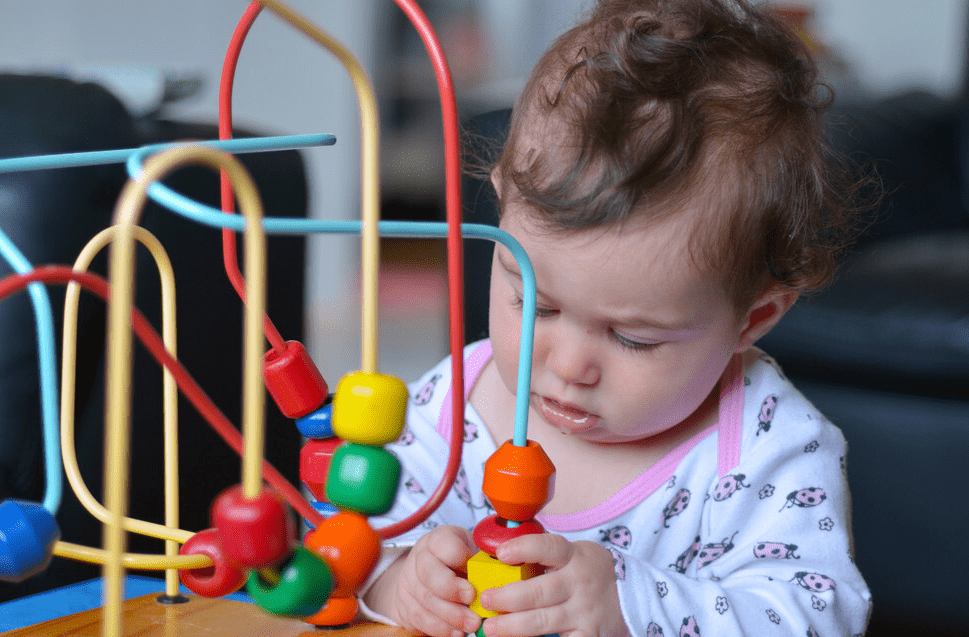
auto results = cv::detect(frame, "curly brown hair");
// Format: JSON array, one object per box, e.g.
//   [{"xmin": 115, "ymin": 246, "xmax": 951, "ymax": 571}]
[{"xmin": 491, "ymin": 0, "xmax": 875, "ymax": 311}]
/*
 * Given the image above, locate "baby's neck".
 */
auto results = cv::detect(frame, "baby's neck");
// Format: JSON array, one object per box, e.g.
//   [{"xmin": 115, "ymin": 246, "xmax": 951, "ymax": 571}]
[{"xmin": 469, "ymin": 360, "xmax": 719, "ymax": 517}]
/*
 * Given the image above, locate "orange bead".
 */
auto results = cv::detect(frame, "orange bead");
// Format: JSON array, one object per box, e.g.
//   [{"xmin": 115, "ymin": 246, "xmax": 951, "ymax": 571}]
[
  {"xmin": 301, "ymin": 595, "xmax": 359, "ymax": 627},
  {"xmin": 482, "ymin": 440, "xmax": 555, "ymax": 522},
  {"xmin": 304, "ymin": 511, "xmax": 380, "ymax": 596}
]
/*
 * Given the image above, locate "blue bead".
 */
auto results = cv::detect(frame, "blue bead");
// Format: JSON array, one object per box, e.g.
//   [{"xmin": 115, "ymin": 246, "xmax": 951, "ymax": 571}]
[
  {"xmin": 305, "ymin": 501, "xmax": 340, "ymax": 528},
  {"xmin": 0, "ymin": 500, "xmax": 60, "ymax": 583},
  {"xmin": 296, "ymin": 401, "xmax": 335, "ymax": 439}
]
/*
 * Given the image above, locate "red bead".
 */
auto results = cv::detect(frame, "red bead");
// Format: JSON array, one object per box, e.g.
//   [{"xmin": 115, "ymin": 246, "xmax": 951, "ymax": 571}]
[
  {"xmin": 301, "ymin": 595, "xmax": 359, "ymax": 627},
  {"xmin": 178, "ymin": 528, "xmax": 247, "ymax": 597},
  {"xmin": 483, "ymin": 440, "xmax": 556, "ymax": 522},
  {"xmin": 472, "ymin": 515, "xmax": 545, "ymax": 557},
  {"xmin": 304, "ymin": 511, "xmax": 380, "ymax": 596},
  {"xmin": 263, "ymin": 340, "xmax": 328, "ymax": 419},
  {"xmin": 211, "ymin": 485, "xmax": 296, "ymax": 569},
  {"xmin": 300, "ymin": 437, "xmax": 343, "ymax": 501}
]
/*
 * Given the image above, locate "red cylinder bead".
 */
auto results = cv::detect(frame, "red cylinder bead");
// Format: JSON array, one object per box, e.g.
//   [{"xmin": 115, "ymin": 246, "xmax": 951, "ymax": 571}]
[
  {"xmin": 300, "ymin": 437, "xmax": 343, "ymax": 501},
  {"xmin": 304, "ymin": 511, "xmax": 380, "ymax": 596},
  {"xmin": 483, "ymin": 440, "xmax": 556, "ymax": 522},
  {"xmin": 472, "ymin": 515, "xmax": 546, "ymax": 557},
  {"xmin": 211, "ymin": 485, "xmax": 296, "ymax": 569},
  {"xmin": 263, "ymin": 340, "xmax": 328, "ymax": 419},
  {"xmin": 178, "ymin": 528, "xmax": 247, "ymax": 597}
]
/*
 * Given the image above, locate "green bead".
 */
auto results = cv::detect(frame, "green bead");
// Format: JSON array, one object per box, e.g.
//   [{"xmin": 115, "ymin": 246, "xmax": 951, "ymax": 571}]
[
  {"xmin": 325, "ymin": 443, "xmax": 401, "ymax": 516},
  {"xmin": 246, "ymin": 546, "xmax": 334, "ymax": 617}
]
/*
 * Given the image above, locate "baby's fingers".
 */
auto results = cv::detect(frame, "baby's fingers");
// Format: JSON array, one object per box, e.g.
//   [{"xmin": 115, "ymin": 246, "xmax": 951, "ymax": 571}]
[
  {"xmin": 399, "ymin": 593, "xmax": 481, "ymax": 637},
  {"xmin": 398, "ymin": 581, "xmax": 482, "ymax": 637},
  {"xmin": 412, "ymin": 542, "xmax": 476, "ymax": 604},
  {"xmin": 424, "ymin": 525, "xmax": 477, "ymax": 570}
]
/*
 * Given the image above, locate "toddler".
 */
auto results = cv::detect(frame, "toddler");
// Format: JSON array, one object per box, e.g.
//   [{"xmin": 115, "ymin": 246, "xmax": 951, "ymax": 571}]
[{"xmin": 362, "ymin": 1, "xmax": 872, "ymax": 636}]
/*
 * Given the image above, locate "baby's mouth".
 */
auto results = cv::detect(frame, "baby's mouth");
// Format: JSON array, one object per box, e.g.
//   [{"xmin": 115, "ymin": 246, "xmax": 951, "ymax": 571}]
[{"xmin": 537, "ymin": 396, "xmax": 598, "ymax": 434}]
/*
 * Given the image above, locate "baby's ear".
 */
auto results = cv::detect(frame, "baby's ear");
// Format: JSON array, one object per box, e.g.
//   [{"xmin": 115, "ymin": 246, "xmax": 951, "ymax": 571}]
[
  {"xmin": 490, "ymin": 168, "xmax": 502, "ymax": 195},
  {"xmin": 735, "ymin": 288, "xmax": 798, "ymax": 352}
]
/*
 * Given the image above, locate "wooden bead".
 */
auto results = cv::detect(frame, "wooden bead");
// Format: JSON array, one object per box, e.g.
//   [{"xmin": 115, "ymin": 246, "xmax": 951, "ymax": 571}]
[
  {"xmin": 178, "ymin": 528, "xmax": 247, "ymax": 597},
  {"xmin": 263, "ymin": 340, "xmax": 328, "ymax": 419},
  {"xmin": 295, "ymin": 399, "xmax": 335, "ymax": 439},
  {"xmin": 482, "ymin": 440, "xmax": 555, "ymax": 522},
  {"xmin": 332, "ymin": 371, "xmax": 407, "ymax": 446},
  {"xmin": 301, "ymin": 595, "xmax": 359, "ymax": 627},
  {"xmin": 304, "ymin": 511, "xmax": 380, "ymax": 596},
  {"xmin": 0, "ymin": 500, "xmax": 59, "ymax": 583},
  {"xmin": 246, "ymin": 545, "xmax": 333, "ymax": 618},
  {"xmin": 325, "ymin": 443, "xmax": 401, "ymax": 516},
  {"xmin": 299, "ymin": 437, "xmax": 343, "ymax": 501},
  {"xmin": 472, "ymin": 515, "xmax": 545, "ymax": 557},
  {"xmin": 211, "ymin": 485, "xmax": 295, "ymax": 569},
  {"xmin": 467, "ymin": 550, "xmax": 543, "ymax": 619}
]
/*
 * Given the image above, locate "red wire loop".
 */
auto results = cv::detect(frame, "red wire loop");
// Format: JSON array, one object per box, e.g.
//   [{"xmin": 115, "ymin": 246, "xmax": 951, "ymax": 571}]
[
  {"xmin": 0, "ymin": 266, "xmax": 324, "ymax": 528},
  {"xmin": 219, "ymin": 0, "xmax": 467, "ymax": 540}
]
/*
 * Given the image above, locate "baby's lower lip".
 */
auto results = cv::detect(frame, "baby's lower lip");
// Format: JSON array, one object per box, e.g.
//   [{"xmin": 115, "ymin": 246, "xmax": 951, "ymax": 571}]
[{"xmin": 537, "ymin": 396, "xmax": 598, "ymax": 434}]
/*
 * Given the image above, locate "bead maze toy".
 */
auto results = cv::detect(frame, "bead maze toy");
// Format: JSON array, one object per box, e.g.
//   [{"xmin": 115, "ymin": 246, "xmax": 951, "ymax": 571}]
[{"xmin": 0, "ymin": 1, "xmax": 553, "ymax": 635}]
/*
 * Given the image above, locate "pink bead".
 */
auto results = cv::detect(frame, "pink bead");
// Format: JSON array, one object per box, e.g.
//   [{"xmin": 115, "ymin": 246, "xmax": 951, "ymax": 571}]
[
  {"xmin": 263, "ymin": 341, "xmax": 328, "ymax": 419},
  {"xmin": 211, "ymin": 485, "xmax": 295, "ymax": 569}
]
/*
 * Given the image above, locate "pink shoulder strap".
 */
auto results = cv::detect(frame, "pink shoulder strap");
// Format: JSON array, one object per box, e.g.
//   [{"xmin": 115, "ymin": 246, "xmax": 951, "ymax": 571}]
[
  {"xmin": 436, "ymin": 340, "xmax": 493, "ymax": 444},
  {"xmin": 717, "ymin": 352, "xmax": 745, "ymax": 477}
]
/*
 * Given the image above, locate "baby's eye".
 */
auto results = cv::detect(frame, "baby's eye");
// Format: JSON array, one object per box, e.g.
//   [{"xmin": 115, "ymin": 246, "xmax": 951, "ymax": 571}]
[
  {"xmin": 611, "ymin": 330, "xmax": 663, "ymax": 352},
  {"xmin": 511, "ymin": 295, "xmax": 557, "ymax": 318}
]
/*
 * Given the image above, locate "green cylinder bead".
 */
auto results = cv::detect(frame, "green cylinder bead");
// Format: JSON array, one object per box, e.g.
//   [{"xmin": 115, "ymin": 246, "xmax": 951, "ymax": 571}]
[
  {"xmin": 325, "ymin": 443, "xmax": 401, "ymax": 516},
  {"xmin": 246, "ymin": 545, "xmax": 334, "ymax": 618}
]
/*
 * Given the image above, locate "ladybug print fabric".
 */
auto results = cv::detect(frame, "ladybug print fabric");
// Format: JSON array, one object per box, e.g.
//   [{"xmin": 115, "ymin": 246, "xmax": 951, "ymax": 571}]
[{"xmin": 361, "ymin": 342, "xmax": 870, "ymax": 637}]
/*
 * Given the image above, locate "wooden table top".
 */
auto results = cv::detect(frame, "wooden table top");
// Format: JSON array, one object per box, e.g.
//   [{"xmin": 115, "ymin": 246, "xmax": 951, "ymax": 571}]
[{"xmin": 1, "ymin": 593, "xmax": 409, "ymax": 637}]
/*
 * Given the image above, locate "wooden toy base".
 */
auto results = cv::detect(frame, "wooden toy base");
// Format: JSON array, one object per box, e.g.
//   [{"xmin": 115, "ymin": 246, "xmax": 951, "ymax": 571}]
[{"xmin": 1, "ymin": 594, "xmax": 407, "ymax": 637}]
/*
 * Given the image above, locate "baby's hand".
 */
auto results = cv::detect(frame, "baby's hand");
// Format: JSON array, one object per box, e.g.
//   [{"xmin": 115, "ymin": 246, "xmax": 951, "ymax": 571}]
[
  {"xmin": 392, "ymin": 525, "xmax": 483, "ymax": 637},
  {"xmin": 479, "ymin": 533, "xmax": 631, "ymax": 637}
]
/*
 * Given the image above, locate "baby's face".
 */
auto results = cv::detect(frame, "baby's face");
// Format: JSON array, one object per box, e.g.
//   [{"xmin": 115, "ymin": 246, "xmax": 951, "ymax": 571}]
[{"xmin": 488, "ymin": 203, "xmax": 748, "ymax": 444}]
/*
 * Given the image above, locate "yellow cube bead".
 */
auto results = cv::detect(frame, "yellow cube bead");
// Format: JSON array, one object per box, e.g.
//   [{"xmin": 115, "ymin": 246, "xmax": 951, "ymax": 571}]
[
  {"xmin": 332, "ymin": 372, "xmax": 407, "ymax": 446},
  {"xmin": 467, "ymin": 550, "xmax": 542, "ymax": 619}
]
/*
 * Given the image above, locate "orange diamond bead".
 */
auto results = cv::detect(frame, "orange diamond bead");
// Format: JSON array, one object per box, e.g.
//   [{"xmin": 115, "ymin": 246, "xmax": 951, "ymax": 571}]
[{"xmin": 482, "ymin": 440, "xmax": 555, "ymax": 522}]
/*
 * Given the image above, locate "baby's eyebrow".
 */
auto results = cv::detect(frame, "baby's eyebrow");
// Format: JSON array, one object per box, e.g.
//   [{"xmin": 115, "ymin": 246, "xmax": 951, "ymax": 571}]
[{"xmin": 496, "ymin": 249, "xmax": 522, "ymax": 278}]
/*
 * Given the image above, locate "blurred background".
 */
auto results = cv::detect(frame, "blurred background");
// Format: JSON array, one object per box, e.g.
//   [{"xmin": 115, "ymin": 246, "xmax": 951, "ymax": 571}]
[
  {"xmin": 1, "ymin": 0, "xmax": 965, "ymax": 383},
  {"xmin": 1, "ymin": 1, "xmax": 968, "ymax": 635}
]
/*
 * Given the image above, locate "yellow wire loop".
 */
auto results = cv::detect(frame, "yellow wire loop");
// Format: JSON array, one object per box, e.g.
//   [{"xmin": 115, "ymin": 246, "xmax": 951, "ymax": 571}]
[
  {"xmin": 103, "ymin": 144, "xmax": 267, "ymax": 637},
  {"xmin": 61, "ymin": 225, "xmax": 192, "ymax": 600},
  {"xmin": 54, "ymin": 541, "xmax": 211, "ymax": 570},
  {"xmin": 259, "ymin": 0, "xmax": 381, "ymax": 373}
]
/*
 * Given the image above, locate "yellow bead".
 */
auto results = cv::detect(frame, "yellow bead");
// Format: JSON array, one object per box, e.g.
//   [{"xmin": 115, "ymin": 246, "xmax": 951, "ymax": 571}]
[
  {"xmin": 332, "ymin": 372, "xmax": 407, "ymax": 446},
  {"xmin": 466, "ymin": 550, "xmax": 542, "ymax": 619}
]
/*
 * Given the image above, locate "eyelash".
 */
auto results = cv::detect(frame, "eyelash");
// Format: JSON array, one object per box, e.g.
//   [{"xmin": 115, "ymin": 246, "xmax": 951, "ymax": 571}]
[{"xmin": 510, "ymin": 296, "xmax": 662, "ymax": 353}]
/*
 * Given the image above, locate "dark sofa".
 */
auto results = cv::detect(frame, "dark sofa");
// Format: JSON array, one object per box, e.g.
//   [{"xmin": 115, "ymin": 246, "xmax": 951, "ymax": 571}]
[
  {"xmin": 0, "ymin": 74, "xmax": 307, "ymax": 601},
  {"xmin": 460, "ymin": 92, "xmax": 969, "ymax": 637}
]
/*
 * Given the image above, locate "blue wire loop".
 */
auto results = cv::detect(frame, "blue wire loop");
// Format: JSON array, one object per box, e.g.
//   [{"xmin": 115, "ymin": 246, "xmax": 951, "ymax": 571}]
[
  {"xmin": 0, "ymin": 227, "xmax": 62, "ymax": 514},
  {"xmin": 0, "ymin": 132, "xmax": 538, "ymax": 518},
  {"xmin": 126, "ymin": 143, "xmax": 537, "ymax": 447}
]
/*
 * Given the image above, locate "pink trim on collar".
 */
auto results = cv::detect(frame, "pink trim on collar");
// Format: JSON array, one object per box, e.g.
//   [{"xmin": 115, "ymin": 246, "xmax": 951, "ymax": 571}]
[
  {"xmin": 436, "ymin": 340, "xmax": 493, "ymax": 445},
  {"xmin": 716, "ymin": 353, "xmax": 745, "ymax": 477},
  {"xmin": 537, "ymin": 352, "xmax": 746, "ymax": 532}
]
